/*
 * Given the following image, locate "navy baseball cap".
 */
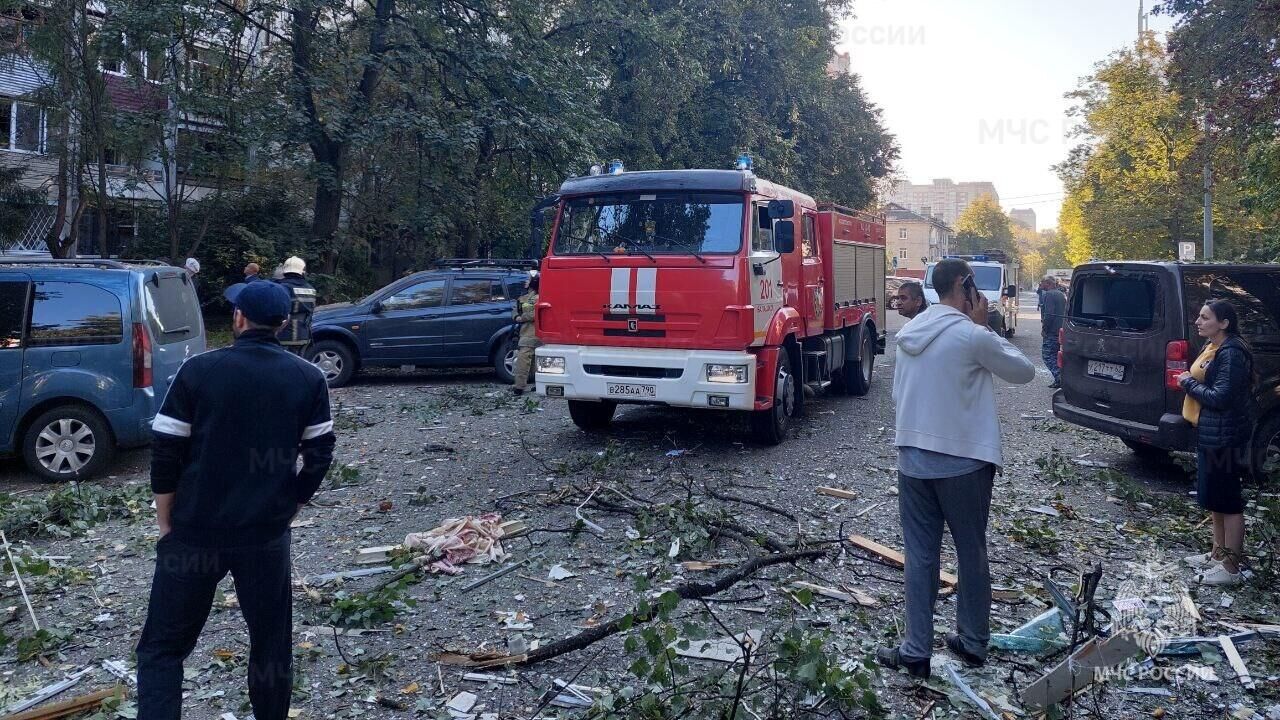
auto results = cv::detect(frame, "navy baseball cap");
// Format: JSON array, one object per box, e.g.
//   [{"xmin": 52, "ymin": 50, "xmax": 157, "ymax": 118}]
[{"xmin": 224, "ymin": 282, "xmax": 291, "ymax": 325}]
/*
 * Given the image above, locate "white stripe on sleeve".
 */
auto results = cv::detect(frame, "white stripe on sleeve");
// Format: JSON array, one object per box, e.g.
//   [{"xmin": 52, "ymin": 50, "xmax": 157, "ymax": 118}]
[
  {"xmin": 152, "ymin": 413, "xmax": 192, "ymax": 437},
  {"xmin": 302, "ymin": 420, "xmax": 334, "ymax": 440}
]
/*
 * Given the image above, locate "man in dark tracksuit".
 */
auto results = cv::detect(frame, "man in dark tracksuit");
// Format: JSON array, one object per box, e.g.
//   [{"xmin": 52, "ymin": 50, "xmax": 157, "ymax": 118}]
[
  {"xmin": 137, "ymin": 281, "xmax": 335, "ymax": 720},
  {"xmin": 1040, "ymin": 278, "xmax": 1067, "ymax": 389}
]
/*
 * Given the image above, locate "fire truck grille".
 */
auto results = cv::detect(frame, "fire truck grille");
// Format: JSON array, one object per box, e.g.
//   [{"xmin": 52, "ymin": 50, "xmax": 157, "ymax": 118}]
[{"xmin": 583, "ymin": 364, "xmax": 683, "ymax": 380}]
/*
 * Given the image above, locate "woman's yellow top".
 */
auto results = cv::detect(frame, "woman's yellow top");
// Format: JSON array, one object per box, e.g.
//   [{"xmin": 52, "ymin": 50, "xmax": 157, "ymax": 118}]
[{"xmin": 1182, "ymin": 342, "xmax": 1218, "ymax": 426}]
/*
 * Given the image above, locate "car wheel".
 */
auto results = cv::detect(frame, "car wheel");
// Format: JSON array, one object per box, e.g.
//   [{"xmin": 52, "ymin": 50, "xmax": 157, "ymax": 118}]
[
  {"xmin": 1250, "ymin": 413, "xmax": 1280, "ymax": 484},
  {"xmin": 308, "ymin": 340, "xmax": 356, "ymax": 388},
  {"xmin": 568, "ymin": 400, "xmax": 616, "ymax": 431},
  {"xmin": 494, "ymin": 335, "xmax": 519, "ymax": 384},
  {"xmin": 751, "ymin": 349, "xmax": 796, "ymax": 445},
  {"xmin": 22, "ymin": 405, "xmax": 115, "ymax": 482},
  {"xmin": 1121, "ymin": 438, "xmax": 1170, "ymax": 463}
]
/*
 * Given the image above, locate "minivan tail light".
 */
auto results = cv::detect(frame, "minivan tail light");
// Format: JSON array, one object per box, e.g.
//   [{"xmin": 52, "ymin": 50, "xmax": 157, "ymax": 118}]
[
  {"xmin": 133, "ymin": 323, "xmax": 152, "ymax": 388},
  {"xmin": 1165, "ymin": 340, "xmax": 1188, "ymax": 391}
]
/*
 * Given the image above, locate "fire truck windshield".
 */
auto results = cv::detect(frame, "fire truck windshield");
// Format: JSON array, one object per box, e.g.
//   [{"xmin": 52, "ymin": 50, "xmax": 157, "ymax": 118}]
[{"xmin": 555, "ymin": 192, "xmax": 743, "ymax": 256}]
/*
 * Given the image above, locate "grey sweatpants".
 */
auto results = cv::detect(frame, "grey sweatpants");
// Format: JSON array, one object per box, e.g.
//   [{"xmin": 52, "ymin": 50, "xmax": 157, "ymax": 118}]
[{"xmin": 897, "ymin": 465, "xmax": 995, "ymax": 662}]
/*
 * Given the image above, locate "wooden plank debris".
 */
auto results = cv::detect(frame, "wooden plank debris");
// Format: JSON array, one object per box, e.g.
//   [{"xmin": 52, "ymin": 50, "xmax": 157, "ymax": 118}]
[
  {"xmin": 462, "ymin": 672, "xmax": 518, "ymax": 685},
  {"xmin": 2, "ymin": 687, "xmax": 122, "ymax": 720},
  {"xmin": 355, "ymin": 546, "xmax": 400, "ymax": 565},
  {"xmin": 816, "ymin": 486, "xmax": 858, "ymax": 500},
  {"xmin": 1020, "ymin": 633, "xmax": 1140, "ymax": 710},
  {"xmin": 499, "ymin": 519, "xmax": 529, "ymax": 539},
  {"xmin": 790, "ymin": 581, "xmax": 878, "ymax": 608},
  {"xmin": 1, "ymin": 669, "xmax": 93, "ymax": 716},
  {"xmin": 302, "ymin": 566, "xmax": 394, "ymax": 585},
  {"xmin": 847, "ymin": 534, "xmax": 958, "ymax": 586},
  {"xmin": 680, "ymin": 560, "xmax": 738, "ymax": 572},
  {"xmin": 1219, "ymin": 634, "xmax": 1256, "ymax": 691}
]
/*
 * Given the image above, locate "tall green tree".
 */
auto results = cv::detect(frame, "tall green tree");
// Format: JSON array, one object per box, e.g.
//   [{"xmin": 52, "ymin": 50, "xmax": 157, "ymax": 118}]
[
  {"xmin": 1159, "ymin": 0, "xmax": 1280, "ymax": 256},
  {"xmin": 1056, "ymin": 37, "xmax": 1205, "ymax": 262},
  {"xmin": 953, "ymin": 194, "xmax": 1013, "ymax": 255}
]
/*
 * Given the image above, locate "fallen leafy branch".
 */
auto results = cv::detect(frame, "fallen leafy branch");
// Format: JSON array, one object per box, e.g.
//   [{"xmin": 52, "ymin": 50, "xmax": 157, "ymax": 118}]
[{"xmin": 434, "ymin": 547, "xmax": 826, "ymax": 668}]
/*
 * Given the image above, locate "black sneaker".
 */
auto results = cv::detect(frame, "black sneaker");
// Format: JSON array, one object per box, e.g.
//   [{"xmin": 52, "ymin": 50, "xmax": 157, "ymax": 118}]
[
  {"xmin": 945, "ymin": 633, "xmax": 985, "ymax": 667},
  {"xmin": 510, "ymin": 387, "xmax": 525, "ymax": 396},
  {"xmin": 875, "ymin": 646, "xmax": 930, "ymax": 678},
  {"xmin": 1048, "ymin": 379, "xmax": 1062, "ymax": 389}
]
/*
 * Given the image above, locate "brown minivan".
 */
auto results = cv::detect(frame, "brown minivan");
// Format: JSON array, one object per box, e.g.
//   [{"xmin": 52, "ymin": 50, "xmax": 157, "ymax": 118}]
[{"xmin": 1052, "ymin": 261, "xmax": 1280, "ymax": 477}]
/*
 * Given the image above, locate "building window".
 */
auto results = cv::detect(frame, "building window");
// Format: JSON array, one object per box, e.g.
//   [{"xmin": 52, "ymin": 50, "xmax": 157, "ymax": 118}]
[
  {"xmin": 0, "ymin": 100, "xmax": 45, "ymax": 153},
  {"xmin": 899, "ymin": 249, "xmax": 908, "ymax": 260},
  {"xmin": 898, "ymin": 228, "xmax": 907, "ymax": 240}
]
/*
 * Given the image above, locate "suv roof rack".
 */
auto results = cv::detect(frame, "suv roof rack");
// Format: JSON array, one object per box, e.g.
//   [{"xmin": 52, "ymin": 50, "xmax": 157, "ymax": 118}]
[
  {"xmin": 0, "ymin": 257, "xmax": 179, "ymax": 270},
  {"xmin": 0, "ymin": 257, "xmax": 130, "ymax": 269},
  {"xmin": 431, "ymin": 258, "xmax": 537, "ymax": 271}
]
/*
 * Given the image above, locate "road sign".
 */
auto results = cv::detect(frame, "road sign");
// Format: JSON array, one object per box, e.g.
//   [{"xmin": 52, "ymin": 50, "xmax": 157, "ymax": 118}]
[{"xmin": 1179, "ymin": 242, "xmax": 1195, "ymax": 261}]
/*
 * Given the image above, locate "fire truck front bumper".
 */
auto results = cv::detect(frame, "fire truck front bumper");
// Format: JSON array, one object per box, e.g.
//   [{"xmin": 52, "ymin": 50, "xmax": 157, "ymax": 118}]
[{"xmin": 535, "ymin": 345, "xmax": 757, "ymax": 410}]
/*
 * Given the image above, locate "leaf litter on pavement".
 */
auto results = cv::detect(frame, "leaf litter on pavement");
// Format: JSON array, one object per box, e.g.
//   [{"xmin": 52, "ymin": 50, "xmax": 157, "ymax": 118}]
[{"xmin": 1, "ymin": 364, "xmax": 1278, "ymax": 718}]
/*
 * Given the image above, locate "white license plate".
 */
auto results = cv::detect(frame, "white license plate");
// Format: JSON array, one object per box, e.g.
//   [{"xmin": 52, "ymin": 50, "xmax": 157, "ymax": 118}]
[
  {"xmin": 606, "ymin": 383, "xmax": 656, "ymax": 398},
  {"xmin": 1087, "ymin": 360, "xmax": 1125, "ymax": 381}
]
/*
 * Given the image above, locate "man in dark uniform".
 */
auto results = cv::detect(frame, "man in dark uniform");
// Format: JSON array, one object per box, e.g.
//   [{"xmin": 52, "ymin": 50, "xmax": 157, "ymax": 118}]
[
  {"xmin": 275, "ymin": 256, "xmax": 317, "ymax": 356},
  {"xmin": 136, "ymin": 281, "xmax": 335, "ymax": 720},
  {"xmin": 511, "ymin": 272, "xmax": 539, "ymax": 395},
  {"xmin": 244, "ymin": 262, "xmax": 262, "ymax": 283}
]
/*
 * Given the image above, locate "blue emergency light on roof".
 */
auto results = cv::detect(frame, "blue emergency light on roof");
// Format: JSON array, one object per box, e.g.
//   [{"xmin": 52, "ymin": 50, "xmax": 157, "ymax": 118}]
[
  {"xmin": 607, "ymin": 159, "xmax": 625, "ymax": 175},
  {"xmin": 735, "ymin": 153, "xmax": 753, "ymax": 171}
]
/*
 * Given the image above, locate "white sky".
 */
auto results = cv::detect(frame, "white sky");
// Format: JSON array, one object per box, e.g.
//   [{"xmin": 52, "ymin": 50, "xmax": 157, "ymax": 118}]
[{"xmin": 837, "ymin": 0, "xmax": 1175, "ymax": 230}]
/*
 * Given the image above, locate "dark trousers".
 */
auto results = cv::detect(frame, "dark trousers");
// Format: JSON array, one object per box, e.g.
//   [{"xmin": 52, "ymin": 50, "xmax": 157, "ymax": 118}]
[
  {"xmin": 136, "ymin": 532, "xmax": 293, "ymax": 720},
  {"xmin": 897, "ymin": 466, "xmax": 995, "ymax": 662},
  {"xmin": 1042, "ymin": 334, "xmax": 1061, "ymax": 382}
]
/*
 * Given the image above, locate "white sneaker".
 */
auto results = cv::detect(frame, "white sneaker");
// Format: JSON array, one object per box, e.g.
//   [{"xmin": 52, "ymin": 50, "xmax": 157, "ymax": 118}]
[
  {"xmin": 1183, "ymin": 551, "xmax": 1216, "ymax": 567},
  {"xmin": 1196, "ymin": 564, "xmax": 1243, "ymax": 586}
]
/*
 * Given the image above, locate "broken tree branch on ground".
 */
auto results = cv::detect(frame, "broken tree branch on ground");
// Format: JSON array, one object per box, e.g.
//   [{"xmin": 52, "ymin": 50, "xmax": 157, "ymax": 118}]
[{"xmin": 434, "ymin": 547, "xmax": 826, "ymax": 668}]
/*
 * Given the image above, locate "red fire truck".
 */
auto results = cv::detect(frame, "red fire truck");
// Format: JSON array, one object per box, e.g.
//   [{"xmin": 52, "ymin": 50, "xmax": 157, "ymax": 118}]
[{"xmin": 533, "ymin": 165, "xmax": 886, "ymax": 444}]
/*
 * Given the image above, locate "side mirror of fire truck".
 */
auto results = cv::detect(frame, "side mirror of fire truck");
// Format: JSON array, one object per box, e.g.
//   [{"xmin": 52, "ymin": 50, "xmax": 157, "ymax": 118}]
[
  {"xmin": 774, "ymin": 221, "xmax": 796, "ymax": 254},
  {"xmin": 767, "ymin": 199, "xmax": 795, "ymax": 219}
]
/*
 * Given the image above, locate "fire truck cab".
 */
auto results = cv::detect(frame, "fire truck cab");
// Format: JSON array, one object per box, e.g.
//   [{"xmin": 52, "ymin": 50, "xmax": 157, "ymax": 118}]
[{"xmin": 534, "ymin": 166, "xmax": 886, "ymax": 444}]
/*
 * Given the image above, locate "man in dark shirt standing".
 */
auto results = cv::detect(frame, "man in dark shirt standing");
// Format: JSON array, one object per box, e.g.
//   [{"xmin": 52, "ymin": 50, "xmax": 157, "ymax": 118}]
[
  {"xmin": 1040, "ymin": 277, "xmax": 1068, "ymax": 389},
  {"xmin": 136, "ymin": 281, "xmax": 336, "ymax": 720}
]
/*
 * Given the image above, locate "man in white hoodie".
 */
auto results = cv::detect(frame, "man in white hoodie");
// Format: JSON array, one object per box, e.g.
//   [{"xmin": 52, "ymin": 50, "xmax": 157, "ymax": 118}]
[{"xmin": 877, "ymin": 258, "xmax": 1035, "ymax": 678}]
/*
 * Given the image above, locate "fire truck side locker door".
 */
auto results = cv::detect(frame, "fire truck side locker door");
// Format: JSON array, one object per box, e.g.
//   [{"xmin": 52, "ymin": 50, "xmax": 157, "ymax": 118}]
[{"xmin": 800, "ymin": 212, "xmax": 823, "ymax": 336}]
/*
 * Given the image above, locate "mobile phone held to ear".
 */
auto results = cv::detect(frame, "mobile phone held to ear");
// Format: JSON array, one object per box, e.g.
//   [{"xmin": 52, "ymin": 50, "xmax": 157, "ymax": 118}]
[{"xmin": 962, "ymin": 274, "xmax": 978, "ymax": 304}]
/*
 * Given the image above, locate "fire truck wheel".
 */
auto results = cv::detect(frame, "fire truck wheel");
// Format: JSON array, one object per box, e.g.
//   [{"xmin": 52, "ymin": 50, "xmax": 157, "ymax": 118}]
[
  {"xmin": 844, "ymin": 327, "xmax": 874, "ymax": 397},
  {"xmin": 568, "ymin": 400, "xmax": 617, "ymax": 431},
  {"xmin": 751, "ymin": 349, "xmax": 796, "ymax": 445}
]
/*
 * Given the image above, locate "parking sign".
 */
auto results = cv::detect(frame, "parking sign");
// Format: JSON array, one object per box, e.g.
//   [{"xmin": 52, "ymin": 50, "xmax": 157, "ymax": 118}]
[{"xmin": 1178, "ymin": 242, "xmax": 1195, "ymax": 261}]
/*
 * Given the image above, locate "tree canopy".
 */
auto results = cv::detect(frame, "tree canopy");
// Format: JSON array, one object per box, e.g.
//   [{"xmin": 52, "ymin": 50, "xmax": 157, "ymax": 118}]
[{"xmin": 15, "ymin": 0, "xmax": 898, "ymax": 299}]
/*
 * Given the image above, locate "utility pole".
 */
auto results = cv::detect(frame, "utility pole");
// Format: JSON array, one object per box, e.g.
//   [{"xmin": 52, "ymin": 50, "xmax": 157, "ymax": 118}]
[{"xmin": 1203, "ymin": 113, "xmax": 1214, "ymax": 260}]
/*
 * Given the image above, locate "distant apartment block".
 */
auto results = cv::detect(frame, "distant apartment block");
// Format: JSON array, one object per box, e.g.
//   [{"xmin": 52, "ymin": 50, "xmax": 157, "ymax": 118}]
[
  {"xmin": 884, "ymin": 202, "xmax": 953, "ymax": 279},
  {"xmin": 826, "ymin": 52, "xmax": 850, "ymax": 77},
  {"xmin": 1010, "ymin": 208, "xmax": 1036, "ymax": 232},
  {"xmin": 888, "ymin": 178, "xmax": 1000, "ymax": 227}
]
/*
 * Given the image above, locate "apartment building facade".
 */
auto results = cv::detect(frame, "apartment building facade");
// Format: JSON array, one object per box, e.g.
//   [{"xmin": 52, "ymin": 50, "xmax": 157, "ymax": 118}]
[
  {"xmin": 888, "ymin": 178, "xmax": 1000, "ymax": 227},
  {"xmin": 885, "ymin": 202, "xmax": 953, "ymax": 278},
  {"xmin": 0, "ymin": 6, "xmax": 271, "ymax": 256}
]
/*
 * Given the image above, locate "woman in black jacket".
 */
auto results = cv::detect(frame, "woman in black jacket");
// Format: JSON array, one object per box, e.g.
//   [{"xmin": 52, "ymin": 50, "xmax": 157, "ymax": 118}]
[{"xmin": 1177, "ymin": 299, "xmax": 1253, "ymax": 586}]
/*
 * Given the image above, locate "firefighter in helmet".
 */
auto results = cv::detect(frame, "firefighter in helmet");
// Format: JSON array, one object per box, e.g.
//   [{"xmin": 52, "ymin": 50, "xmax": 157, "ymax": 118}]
[
  {"xmin": 274, "ymin": 256, "xmax": 317, "ymax": 356},
  {"xmin": 511, "ymin": 272, "xmax": 540, "ymax": 395}
]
